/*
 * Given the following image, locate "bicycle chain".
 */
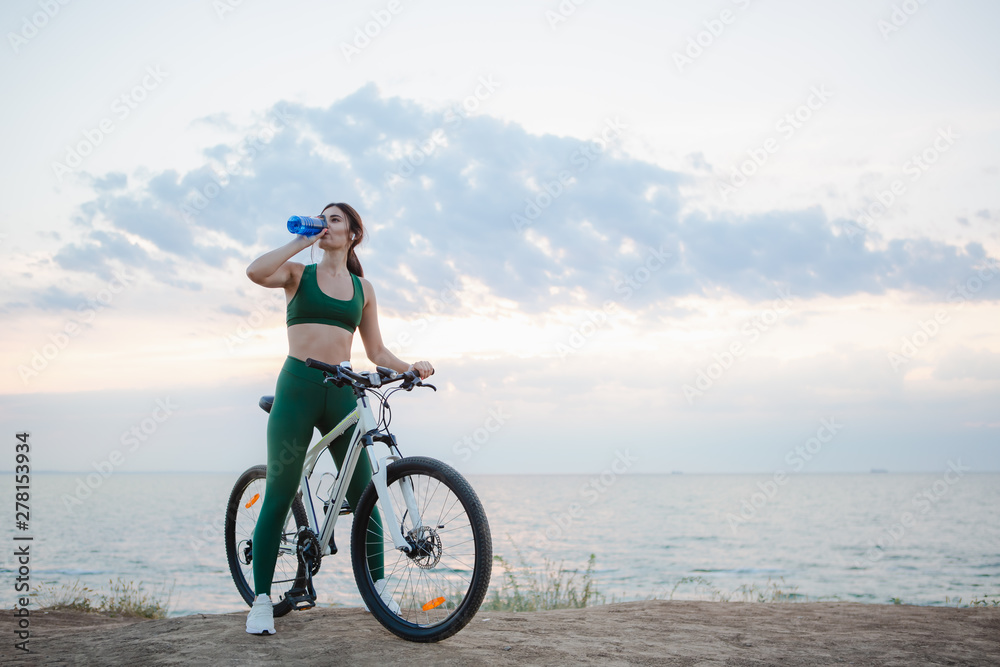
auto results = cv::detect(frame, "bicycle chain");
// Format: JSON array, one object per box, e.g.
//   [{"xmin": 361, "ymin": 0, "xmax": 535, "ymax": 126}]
[{"xmin": 297, "ymin": 528, "xmax": 322, "ymax": 576}]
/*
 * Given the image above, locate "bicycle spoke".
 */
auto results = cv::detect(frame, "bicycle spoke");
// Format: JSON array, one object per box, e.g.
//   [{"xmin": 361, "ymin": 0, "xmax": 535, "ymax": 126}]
[
  {"xmin": 418, "ymin": 477, "xmax": 443, "ymax": 519},
  {"xmin": 434, "ymin": 524, "xmax": 473, "ymax": 537},
  {"xmin": 440, "ymin": 536, "xmax": 476, "ymax": 549},
  {"xmin": 227, "ymin": 466, "xmax": 309, "ymax": 615},
  {"xmin": 437, "ymin": 494, "xmax": 463, "ymax": 527},
  {"xmin": 353, "ymin": 458, "xmax": 490, "ymax": 640}
]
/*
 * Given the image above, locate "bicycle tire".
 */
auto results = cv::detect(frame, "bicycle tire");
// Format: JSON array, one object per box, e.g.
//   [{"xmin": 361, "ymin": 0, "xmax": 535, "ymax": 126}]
[
  {"xmin": 351, "ymin": 456, "xmax": 492, "ymax": 642},
  {"xmin": 224, "ymin": 464, "xmax": 309, "ymax": 617}
]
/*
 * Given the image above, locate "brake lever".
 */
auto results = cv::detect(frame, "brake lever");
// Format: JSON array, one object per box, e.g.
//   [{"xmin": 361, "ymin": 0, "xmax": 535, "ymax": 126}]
[
  {"xmin": 403, "ymin": 375, "xmax": 437, "ymax": 392},
  {"xmin": 321, "ymin": 369, "xmax": 344, "ymax": 387}
]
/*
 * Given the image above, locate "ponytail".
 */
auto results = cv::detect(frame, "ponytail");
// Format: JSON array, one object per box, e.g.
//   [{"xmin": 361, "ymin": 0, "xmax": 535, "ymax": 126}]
[{"xmin": 346, "ymin": 245, "xmax": 363, "ymax": 278}]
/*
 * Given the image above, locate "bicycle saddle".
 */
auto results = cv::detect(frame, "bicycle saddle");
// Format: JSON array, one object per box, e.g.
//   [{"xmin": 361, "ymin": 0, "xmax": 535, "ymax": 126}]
[{"xmin": 259, "ymin": 396, "xmax": 274, "ymax": 414}]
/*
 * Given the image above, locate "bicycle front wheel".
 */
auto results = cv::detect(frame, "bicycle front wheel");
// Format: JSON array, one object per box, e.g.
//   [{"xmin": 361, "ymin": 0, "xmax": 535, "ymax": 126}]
[
  {"xmin": 351, "ymin": 456, "xmax": 492, "ymax": 642},
  {"xmin": 224, "ymin": 464, "xmax": 308, "ymax": 617}
]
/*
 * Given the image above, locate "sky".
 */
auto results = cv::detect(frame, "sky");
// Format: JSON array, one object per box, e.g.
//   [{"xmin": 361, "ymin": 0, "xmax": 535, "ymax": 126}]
[{"xmin": 1, "ymin": 0, "xmax": 998, "ymax": 475}]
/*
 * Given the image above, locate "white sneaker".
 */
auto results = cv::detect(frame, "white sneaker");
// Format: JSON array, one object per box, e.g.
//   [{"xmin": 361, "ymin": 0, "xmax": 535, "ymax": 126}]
[
  {"xmin": 246, "ymin": 594, "xmax": 276, "ymax": 635},
  {"xmin": 362, "ymin": 579, "xmax": 401, "ymax": 615}
]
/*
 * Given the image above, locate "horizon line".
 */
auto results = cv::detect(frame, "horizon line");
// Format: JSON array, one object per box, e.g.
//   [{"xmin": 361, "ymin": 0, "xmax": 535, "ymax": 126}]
[{"xmin": 3, "ymin": 469, "xmax": 998, "ymax": 476}]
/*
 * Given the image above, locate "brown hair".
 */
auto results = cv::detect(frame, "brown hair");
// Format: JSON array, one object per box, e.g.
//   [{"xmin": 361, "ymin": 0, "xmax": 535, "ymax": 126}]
[{"xmin": 320, "ymin": 202, "xmax": 365, "ymax": 277}]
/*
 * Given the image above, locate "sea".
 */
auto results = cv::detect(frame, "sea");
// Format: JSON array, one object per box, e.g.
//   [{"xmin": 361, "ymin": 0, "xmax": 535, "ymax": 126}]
[{"xmin": 1, "ymin": 472, "xmax": 997, "ymax": 616}]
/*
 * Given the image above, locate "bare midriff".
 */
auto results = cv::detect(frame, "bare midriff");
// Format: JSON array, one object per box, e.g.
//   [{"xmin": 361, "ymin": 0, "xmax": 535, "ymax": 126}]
[{"xmin": 287, "ymin": 323, "xmax": 354, "ymax": 366}]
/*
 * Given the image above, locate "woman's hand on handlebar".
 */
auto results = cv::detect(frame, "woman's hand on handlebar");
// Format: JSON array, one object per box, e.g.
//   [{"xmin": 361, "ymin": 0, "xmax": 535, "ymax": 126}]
[{"xmin": 407, "ymin": 361, "xmax": 434, "ymax": 380}]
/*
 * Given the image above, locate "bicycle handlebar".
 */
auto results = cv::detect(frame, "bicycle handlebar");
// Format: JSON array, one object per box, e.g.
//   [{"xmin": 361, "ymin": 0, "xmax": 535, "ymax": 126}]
[{"xmin": 304, "ymin": 358, "xmax": 436, "ymax": 392}]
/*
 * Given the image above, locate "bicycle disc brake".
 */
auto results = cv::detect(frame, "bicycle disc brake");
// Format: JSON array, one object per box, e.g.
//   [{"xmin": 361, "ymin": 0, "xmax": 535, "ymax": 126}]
[{"xmin": 407, "ymin": 526, "xmax": 443, "ymax": 569}]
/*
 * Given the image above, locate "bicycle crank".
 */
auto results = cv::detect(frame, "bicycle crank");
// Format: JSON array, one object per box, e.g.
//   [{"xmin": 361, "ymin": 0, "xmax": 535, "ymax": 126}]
[{"xmin": 286, "ymin": 528, "xmax": 322, "ymax": 611}]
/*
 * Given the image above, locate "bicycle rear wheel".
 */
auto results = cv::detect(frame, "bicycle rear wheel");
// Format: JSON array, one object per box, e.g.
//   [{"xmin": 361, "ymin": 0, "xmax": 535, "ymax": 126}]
[
  {"xmin": 351, "ymin": 456, "xmax": 492, "ymax": 642},
  {"xmin": 224, "ymin": 464, "xmax": 308, "ymax": 617}
]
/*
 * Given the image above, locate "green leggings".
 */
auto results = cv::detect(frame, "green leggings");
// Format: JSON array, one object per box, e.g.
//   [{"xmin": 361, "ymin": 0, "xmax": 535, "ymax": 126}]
[{"xmin": 253, "ymin": 355, "xmax": 384, "ymax": 595}]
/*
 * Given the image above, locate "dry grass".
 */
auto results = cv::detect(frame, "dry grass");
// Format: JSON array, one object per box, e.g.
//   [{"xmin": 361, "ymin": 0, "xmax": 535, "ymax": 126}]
[{"xmin": 36, "ymin": 578, "xmax": 173, "ymax": 618}]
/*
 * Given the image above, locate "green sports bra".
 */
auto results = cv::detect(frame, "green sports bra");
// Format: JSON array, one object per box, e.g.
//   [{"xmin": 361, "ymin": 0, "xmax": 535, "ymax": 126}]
[{"xmin": 286, "ymin": 264, "xmax": 364, "ymax": 333}]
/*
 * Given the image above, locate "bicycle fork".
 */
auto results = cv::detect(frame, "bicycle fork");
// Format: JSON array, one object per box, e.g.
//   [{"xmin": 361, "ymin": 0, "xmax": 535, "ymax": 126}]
[{"xmin": 366, "ymin": 443, "xmax": 424, "ymax": 554}]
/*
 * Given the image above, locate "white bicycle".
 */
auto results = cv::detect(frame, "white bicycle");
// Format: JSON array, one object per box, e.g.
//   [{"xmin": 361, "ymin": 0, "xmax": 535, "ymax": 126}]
[{"xmin": 224, "ymin": 359, "xmax": 492, "ymax": 642}]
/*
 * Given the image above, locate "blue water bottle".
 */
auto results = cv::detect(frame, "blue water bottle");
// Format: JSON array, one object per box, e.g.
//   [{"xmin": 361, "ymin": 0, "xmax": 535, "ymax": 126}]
[{"xmin": 287, "ymin": 215, "xmax": 327, "ymax": 236}]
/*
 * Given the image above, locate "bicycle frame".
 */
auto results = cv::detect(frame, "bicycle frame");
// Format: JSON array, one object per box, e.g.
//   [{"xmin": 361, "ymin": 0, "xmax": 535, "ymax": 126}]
[{"xmin": 293, "ymin": 384, "xmax": 424, "ymax": 557}]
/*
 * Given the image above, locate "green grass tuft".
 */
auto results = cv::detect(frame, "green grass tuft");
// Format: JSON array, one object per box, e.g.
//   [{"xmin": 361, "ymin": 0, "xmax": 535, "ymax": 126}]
[
  {"xmin": 36, "ymin": 578, "xmax": 173, "ymax": 619},
  {"xmin": 666, "ymin": 575, "xmax": 803, "ymax": 603},
  {"xmin": 481, "ymin": 546, "xmax": 606, "ymax": 612},
  {"xmin": 967, "ymin": 593, "xmax": 1000, "ymax": 607}
]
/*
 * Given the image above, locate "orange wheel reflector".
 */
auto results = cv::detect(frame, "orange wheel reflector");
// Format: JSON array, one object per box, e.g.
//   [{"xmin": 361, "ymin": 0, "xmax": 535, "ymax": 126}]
[
  {"xmin": 245, "ymin": 493, "xmax": 260, "ymax": 509},
  {"xmin": 422, "ymin": 597, "xmax": 446, "ymax": 611}
]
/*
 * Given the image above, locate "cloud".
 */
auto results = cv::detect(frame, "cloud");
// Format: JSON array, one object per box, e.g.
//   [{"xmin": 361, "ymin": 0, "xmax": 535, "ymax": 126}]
[
  {"xmin": 933, "ymin": 346, "xmax": 1000, "ymax": 381},
  {"xmin": 2, "ymin": 285, "xmax": 92, "ymax": 313},
  {"xmin": 91, "ymin": 172, "xmax": 127, "ymax": 192},
  {"xmin": 189, "ymin": 112, "xmax": 238, "ymax": 131},
  {"xmin": 25, "ymin": 83, "xmax": 1000, "ymax": 317},
  {"xmin": 53, "ymin": 230, "xmax": 149, "ymax": 279}
]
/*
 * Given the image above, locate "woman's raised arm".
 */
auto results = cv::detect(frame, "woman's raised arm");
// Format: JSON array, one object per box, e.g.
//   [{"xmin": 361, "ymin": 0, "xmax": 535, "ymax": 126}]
[{"xmin": 246, "ymin": 230, "xmax": 326, "ymax": 288}]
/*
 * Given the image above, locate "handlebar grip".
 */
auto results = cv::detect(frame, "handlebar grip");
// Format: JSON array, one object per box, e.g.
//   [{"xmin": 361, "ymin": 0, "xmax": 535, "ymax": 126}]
[
  {"xmin": 304, "ymin": 358, "xmax": 340, "ymax": 374},
  {"xmin": 375, "ymin": 365, "xmax": 422, "ymax": 383}
]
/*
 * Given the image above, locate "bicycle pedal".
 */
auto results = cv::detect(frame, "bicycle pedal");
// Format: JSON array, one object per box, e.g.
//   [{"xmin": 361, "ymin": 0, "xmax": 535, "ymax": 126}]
[
  {"xmin": 323, "ymin": 499, "xmax": 353, "ymax": 516},
  {"xmin": 285, "ymin": 587, "xmax": 317, "ymax": 611}
]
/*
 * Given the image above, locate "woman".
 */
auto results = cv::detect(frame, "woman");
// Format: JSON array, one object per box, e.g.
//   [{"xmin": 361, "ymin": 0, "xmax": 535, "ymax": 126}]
[{"xmin": 244, "ymin": 202, "xmax": 434, "ymax": 635}]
